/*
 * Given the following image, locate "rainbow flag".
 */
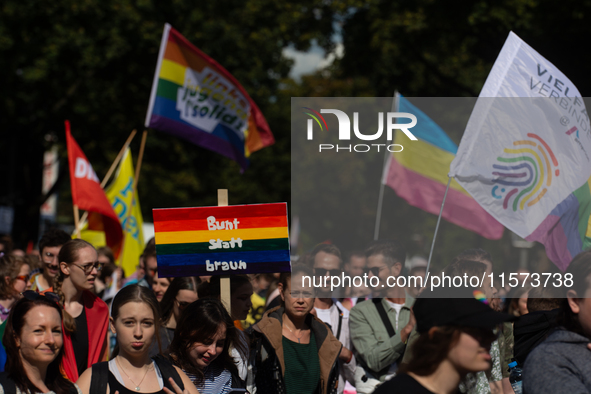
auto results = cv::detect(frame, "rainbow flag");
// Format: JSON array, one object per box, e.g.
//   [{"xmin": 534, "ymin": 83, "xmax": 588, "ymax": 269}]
[
  {"xmin": 145, "ymin": 24, "xmax": 275, "ymax": 170},
  {"xmin": 449, "ymin": 32, "xmax": 591, "ymax": 271},
  {"xmin": 153, "ymin": 203, "xmax": 290, "ymax": 277},
  {"xmin": 383, "ymin": 96, "xmax": 504, "ymax": 240}
]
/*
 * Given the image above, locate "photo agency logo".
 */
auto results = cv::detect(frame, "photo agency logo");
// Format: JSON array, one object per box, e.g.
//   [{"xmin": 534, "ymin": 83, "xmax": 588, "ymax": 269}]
[{"xmin": 302, "ymin": 107, "xmax": 418, "ymax": 152}]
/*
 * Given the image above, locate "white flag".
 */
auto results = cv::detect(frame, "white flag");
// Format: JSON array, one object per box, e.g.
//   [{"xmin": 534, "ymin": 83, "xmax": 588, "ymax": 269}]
[{"xmin": 449, "ymin": 32, "xmax": 591, "ymax": 270}]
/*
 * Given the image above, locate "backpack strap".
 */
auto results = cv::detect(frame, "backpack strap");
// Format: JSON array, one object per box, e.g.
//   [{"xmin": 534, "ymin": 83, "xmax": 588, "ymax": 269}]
[
  {"xmin": 0, "ymin": 372, "xmax": 16, "ymax": 394},
  {"xmin": 335, "ymin": 305, "xmax": 344, "ymax": 340},
  {"xmin": 90, "ymin": 362, "xmax": 109, "ymax": 394},
  {"xmin": 153, "ymin": 354, "xmax": 184, "ymax": 391},
  {"xmin": 372, "ymin": 298, "xmax": 395, "ymax": 337}
]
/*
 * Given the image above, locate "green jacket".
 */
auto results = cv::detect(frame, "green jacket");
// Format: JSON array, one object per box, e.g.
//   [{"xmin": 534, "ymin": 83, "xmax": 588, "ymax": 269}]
[{"xmin": 349, "ymin": 296, "xmax": 414, "ymax": 383}]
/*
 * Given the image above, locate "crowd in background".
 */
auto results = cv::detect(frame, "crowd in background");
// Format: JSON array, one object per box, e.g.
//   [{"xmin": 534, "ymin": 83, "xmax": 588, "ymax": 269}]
[{"xmin": 0, "ymin": 229, "xmax": 589, "ymax": 394}]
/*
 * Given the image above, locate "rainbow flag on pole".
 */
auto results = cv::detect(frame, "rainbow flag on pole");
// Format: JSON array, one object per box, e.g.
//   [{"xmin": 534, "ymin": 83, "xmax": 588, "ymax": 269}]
[
  {"xmin": 383, "ymin": 96, "xmax": 504, "ymax": 240},
  {"xmin": 145, "ymin": 23, "xmax": 275, "ymax": 170},
  {"xmin": 449, "ymin": 32, "xmax": 591, "ymax": 271},
  {"xmin": 153, "ymin": 203, "xmax": 290, "ymax": 277}
]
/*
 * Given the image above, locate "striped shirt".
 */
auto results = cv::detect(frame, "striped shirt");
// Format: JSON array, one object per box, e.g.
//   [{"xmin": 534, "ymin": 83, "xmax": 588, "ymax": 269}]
[{"xmin": 183, "ymin": 363, "xmax": 232, "ymax": 394}]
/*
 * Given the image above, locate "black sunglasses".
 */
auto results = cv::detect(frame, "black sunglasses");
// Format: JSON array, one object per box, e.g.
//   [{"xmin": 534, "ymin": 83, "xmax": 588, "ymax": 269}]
[
  {"xmin": 364, "ymin": 267, "xmax": 382, "ymax": 276},
  {"xmin": 21, "ymin": 290, "xmax": 60, "ymax": 305},
  {"xmin": 315, "ymin": 268, "xmax": 341, "ymax": 277}
]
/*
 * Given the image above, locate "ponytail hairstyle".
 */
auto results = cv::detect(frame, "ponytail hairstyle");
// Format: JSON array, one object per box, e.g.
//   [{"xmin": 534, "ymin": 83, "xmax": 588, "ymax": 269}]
[
  {"xmin": 0, "ymin": 254, "xmax": 27, "ymax": 299},
  {"xmin": 54, "ymin": 239, "xmax": 96, "ymax": 333},
  {"xmin": 4, "ymin": 295, "xmax": 75, "ymax": 394}
]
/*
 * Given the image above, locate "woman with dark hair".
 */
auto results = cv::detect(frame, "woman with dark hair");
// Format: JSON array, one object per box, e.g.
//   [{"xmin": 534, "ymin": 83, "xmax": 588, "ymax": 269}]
[
  {"xmin": 51, "ymin": 239, "xmax": 109, "ymax": 381},
  {"xmin": 77, "ymin": 285, "xmax": 198, "ymax": 394},
  {"xmin": 247, "ymin": 264, "xmax": 342, "ymax": 394},
  {"xmin": 154, "ymin": 277, "xmax": 199, "ymax": 355},
  {"xmin": 198, "ymin": 275, "xmax": 253, "ymax": 323},
  {"xmin": 374, "ymin": 287, "xmax": 513, "ymax": 394},
  {"xmin": 523, "ymin": 250, "xmax": 591, "ymax": 392},
  {"xmin": 197, "ymin": 275, "xmax": 253, "ymax": 381},
  {"xmin": 0, "ymin": 254, "xmax": 31, "ymax": 322},
  {"xmin": 169, "ymin": 298, "xmax": 245, "ymax": 393},
  {"xmin": 0, "ymin": 292, "xmax": 79, "ymax": 393}
]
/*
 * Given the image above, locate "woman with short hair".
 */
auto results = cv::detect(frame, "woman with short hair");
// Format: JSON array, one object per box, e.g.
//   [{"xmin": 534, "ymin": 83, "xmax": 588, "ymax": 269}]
[{"xmin": 247, "ymin": 264, "xmax": 342, "ymax": 394}]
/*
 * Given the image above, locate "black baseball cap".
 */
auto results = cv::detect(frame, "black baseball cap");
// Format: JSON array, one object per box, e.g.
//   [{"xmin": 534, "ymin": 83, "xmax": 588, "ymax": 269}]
[{"xmin": 414, "ymin": 286, "xmax": 515, "ymax": 333}]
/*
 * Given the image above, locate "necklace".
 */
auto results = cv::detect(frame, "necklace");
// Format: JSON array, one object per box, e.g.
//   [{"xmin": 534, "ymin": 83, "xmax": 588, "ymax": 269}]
[
  {"xmin": 116, "ymin": 356, "xmax": 152, "ymax": 391},
  {"xmin": 283, "ymin": 322, "xmax": 305, "ymax": 344}
]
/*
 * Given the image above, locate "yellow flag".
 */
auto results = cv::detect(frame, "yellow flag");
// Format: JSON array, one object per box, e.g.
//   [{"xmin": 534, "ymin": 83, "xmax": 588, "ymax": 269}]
[{"xmin": 81, "ymin": 148, "xmax": 145, "ymax": 276}]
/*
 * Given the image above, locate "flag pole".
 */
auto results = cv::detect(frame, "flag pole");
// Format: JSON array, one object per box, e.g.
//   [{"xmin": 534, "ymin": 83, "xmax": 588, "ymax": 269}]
[
  {"xmin": 425, "ymin": 176, "xmax": 452, "ymax": 276},
  {"xmin": 73, "ymin": 205, "xmax": 81, "ymax": 239},
  {"xmin": 134, "ymin": 130, "xmax": 148, "ymax": 189},
  {"xmin": 76, "ymin": 129, "xmax": 138, "ymax": 233},
  {"xmin": 101, "ymin": 129, "xmax": 137, "ymax": 188},
  {"xmin": 374, "ymin": 91, "xmax": 400, "ymax": 240}
]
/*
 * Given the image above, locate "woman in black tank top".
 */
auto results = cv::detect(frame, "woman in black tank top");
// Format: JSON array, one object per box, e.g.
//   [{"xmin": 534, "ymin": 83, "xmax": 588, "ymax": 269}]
[{"xmin": 76, "ymin": 285, "xmax": 199, "ymax": 394}]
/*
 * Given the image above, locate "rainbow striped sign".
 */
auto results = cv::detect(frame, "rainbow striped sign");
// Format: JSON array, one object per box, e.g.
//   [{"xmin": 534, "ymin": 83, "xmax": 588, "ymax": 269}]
[
  {"xmin": 153, "ymin": 203, "xmax": 290, "ymax": 277},
  {"xmin": 145, "ymin": 24, "xmax": 275, "ymax": 170}
]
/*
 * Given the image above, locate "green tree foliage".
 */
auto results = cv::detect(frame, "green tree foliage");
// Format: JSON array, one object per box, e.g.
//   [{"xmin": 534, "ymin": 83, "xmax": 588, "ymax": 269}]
[{"xmin": 0, "ymin": 0, "xmax": 335, "ymax": 246}]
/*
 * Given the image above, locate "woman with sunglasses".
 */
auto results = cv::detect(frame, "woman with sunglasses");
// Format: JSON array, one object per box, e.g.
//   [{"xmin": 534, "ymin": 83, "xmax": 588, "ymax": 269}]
[
  {"xmin": 0, "ymin": 291, "xmax": 80, "ymax": 394},
  {"xmin": 0, "ymin": 254, "xmax": 31, "ymax": 323},
  {"xmin": 374, "ymin": 287, "xmax": 513, "ymax": 394},
  {"xmin": 152, "ymin": 277, "xmax": 199, "ymax": 356},
  {"xmin": 49, "ymin": 239, "xmax": 109, "ymax": 382},
  {"xmin": 247, "ymin": 264, "xmax": 343, "ymax": 394},
  {"xmin": 77, "ymin": 285, "xmax": 199, "ymax": 394}
]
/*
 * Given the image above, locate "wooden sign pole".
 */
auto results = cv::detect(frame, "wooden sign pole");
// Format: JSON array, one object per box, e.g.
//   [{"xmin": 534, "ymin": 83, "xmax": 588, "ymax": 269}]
[{"xmin": 217, "ymin": 189, "xmax": 232, "ymax": 315}]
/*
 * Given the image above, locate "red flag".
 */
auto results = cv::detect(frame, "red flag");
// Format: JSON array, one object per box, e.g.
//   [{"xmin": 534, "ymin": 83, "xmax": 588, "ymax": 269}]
[{"xmin": 65, "ymin": 121, "xmax": 123, "ymax": 257}]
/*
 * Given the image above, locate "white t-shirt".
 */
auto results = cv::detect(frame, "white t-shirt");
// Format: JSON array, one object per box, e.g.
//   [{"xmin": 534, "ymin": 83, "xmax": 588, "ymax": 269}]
[
  {"xmin": 383, "ymin": 300, "xmax": 405, "ymax": 379},
  {"xmin": 314, "ymin": 307, "xmax": 333, "ymax": 325}
]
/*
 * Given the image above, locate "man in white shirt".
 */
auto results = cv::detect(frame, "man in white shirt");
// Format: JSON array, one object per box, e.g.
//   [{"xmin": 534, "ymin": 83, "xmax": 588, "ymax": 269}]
[{"xmin": 311, "ymin": 244, "xmax": 356, "ymax": 394}]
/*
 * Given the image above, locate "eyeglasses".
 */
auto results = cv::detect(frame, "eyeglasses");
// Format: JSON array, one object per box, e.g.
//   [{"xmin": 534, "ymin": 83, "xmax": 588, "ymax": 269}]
[
  {"xmin": 148, "ymin": 267, "xmax": 158, "ymax": 276},
  {"xmin": 314, "ymin": 268, "xmax": 341, "ymax": 277},
  {"xmin": 289, "ymin": 291, "xmax": 315, "ymax": 299},
  {"xmin": 15, "ymin": 274, "xmax": 30, "ymax": 283},
  {"xmin": 175, "ymin": 299, "xmax": 191, "ymax": 311},
  {"xmin": 365, "ymin": 267, "xmax": 384, "ymax": 276},
  {"xmin": 21, "ymin": 290, "xmax": 61, "ymax": 305},
  {"xmin": 72, "ymin": 261, "xmax": 103, "ymax": 275}
]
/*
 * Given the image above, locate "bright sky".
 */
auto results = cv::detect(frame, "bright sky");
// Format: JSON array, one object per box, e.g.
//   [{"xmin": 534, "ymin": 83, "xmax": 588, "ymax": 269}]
[{"xmin": 283, "ymin": 42, "xmax": 344, "ymax": 80}]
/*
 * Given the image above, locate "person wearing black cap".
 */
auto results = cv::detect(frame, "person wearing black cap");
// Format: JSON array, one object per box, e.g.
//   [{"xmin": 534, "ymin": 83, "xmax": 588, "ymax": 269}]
[{"xmin": 373, "ymin": 287, "xmax": 513, "ymax": 394}]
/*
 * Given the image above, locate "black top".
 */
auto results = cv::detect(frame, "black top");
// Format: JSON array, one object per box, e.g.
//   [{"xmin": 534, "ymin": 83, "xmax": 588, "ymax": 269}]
[
  {"xmin": 71, "ymin": 307, "xmax": 89, "ymax": 376},
  {"xmin": 373, "ymin": 373, "xmax": 436, "ymax": 394},
  {"xmin": 108, "ymin": 370, "xmax": 166, "ymax": 394}
]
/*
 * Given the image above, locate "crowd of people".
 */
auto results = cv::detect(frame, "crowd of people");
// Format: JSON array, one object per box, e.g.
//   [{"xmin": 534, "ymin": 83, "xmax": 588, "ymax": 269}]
[{"xmin": 0, "ymin": 229, "xmax": 589, "ymax": 393}]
